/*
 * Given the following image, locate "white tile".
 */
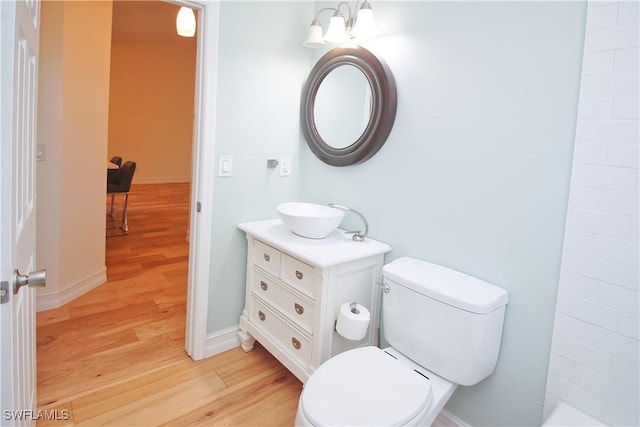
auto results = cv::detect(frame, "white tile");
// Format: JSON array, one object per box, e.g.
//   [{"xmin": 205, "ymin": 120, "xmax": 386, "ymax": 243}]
[
  {"xmin": 558, "ymin": 271, "xmax": 595, "ymax": 298},
  {"xmin": 579, "ymin": 97, "xmax": 613, "ymax": 120},
  {"xmin": 558, "ymin": 292, "xmax": 619, "ymax": 330},
  {"xmin": 603, "ymin": 400, "xmax": 640, "ymax": 427},
  {"xmin": 619, "ymin": 1, "xmax": 640, "ymax": 25},
  {"xmin": 568, "ymin": 209, "xmax": 631, "ymax": 239},
  {"xmin": 611, "ymin": 355, "xmax": 640, "ymax": 387},
  {"xmin": 617, "ymin": 310, "xmax": 640, "ymax": 339},
  {"xmin": 580, "ymin": 370, "xmax": 640, "ymax": 410},
  {"xmin": 569, "ymin": 186, "xmax": 601, "ymax": 210},
  {"xmin": 612, "ymin": 96, "xmax": 640, "ymax": 119},
  {"xmin": 547, "ymin": 373, "xmax": 608, "ymax": 419},
  {"xmin": 579, "ymin": 369, "xmax": 610, "ymax": 397},
  {"xmin": 587, "ymin": 3, "xmax": 619, "ymax": 29},
  {"xmin": 615, "ymin": 47, "xmax": 639, "ymax": 71},
  {"xmin": 599, "ymin": 188, "xmax": 639, "ymax": 216},
  {"xmin": 590, "ymin": 279, "xmax": 639, "ymax": 314},
  {"xmin": 548, "ymin": 353, "xmax": 582, "ymax": 383},
  {"xmin": 567, "ymin": 384, "xmax": 608, "ymax": 420},
  {"xmin": 546, "ymin": 373, "xmax": 580, "ymax": 402},
  {"xmin": 572, "ymin": 164, "xmax": 639, "ymax": 192},
  {"xmin": 553, "ymin": 329, "xmax": 612, "ymax": 372},
  {"xmin": 576, "ymin": 119, "xmax": 640, "ymax": 143},
  {"xmin": 611, "ymin": 329, "xmax": 640, "ymax": 362},
  {"xmin": 574, "ymin": 142, "xmax": 608, "ymax": 165},
  {"xmin": 581, "ymin": 72, "xmax": 640, "ymax": 97},
  {"xmin": 557, "ymin": 313, "xmax": 639, "ymax": 362},
  {"xmin": 629, "ymin": 217, "xmax": 639, "ymax": 242},
  {"xmin": 606, "ymin": 143, "xmax": 640, "ymax": 168},
  {"xmin": 595, "ymin": 234, "xmax": 639, "ymax": 265},
  {"xmin": 605, "ymin": 375, "xmax": 639, "ymax": 410},
  {"xmin": 586, "ymin": 24, "xmax": 640, "ymax": 51},
  {"xmin": 565, "ymin": 229, "xmax": 597, "ymax": 254},
  {"xmin": 583, "ymin": 50, "xmax": 615, "ymax": 74}
]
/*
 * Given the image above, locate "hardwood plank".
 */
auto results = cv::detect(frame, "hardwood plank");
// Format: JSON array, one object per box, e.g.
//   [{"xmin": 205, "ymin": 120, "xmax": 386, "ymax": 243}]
[
  {"xmin": 72, "ymin": 360, "xmax": 228, "ymax": 425},
  {"xmin": 36, "ymin": 183, "xmax": 302, "ymax": 425},
  {"xmin": 160, "ymin": 367, "xmax": 301, "ymax": 427}
]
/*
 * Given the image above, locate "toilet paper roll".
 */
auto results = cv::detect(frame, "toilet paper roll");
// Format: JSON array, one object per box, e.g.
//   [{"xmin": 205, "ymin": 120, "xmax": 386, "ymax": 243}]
[{"xmin": 336, "ymin": 302, "xmax": 370, "ymax": 341}]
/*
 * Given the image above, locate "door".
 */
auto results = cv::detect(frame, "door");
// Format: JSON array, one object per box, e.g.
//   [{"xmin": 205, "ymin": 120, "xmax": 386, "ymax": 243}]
[{"xmin": 1, "ymin": 0, "xmax": 41, "ymax": 425}]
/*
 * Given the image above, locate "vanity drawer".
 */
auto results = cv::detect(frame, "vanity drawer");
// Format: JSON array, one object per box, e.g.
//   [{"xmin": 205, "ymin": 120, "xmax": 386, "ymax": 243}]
[
  {"xmin": 253, "ymin": 240, "xmax": 281, "ymax": 277},
  {"xmin": 250, "ymin": 297, "xmax": 312, "ymax": 366},
  {"xmin": 252, "ymin": 271, "xmax": 315, "ymax": 334},
  {"xmin": 281, "ymin": 254, "xmax": 317, "ymax": 299}
]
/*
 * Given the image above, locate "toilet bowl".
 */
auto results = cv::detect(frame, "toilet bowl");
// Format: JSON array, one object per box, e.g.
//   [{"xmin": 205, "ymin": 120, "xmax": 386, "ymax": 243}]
[{"xmin": 295, "ymin": 346, "xmax": 457, "ymax": 426}]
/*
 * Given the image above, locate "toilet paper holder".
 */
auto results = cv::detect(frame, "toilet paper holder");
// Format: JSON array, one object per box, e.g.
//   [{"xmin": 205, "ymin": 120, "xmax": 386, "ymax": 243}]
[
  {"xmin": 349, "ymin": 301, "xmax": 360, "ymax": 315},
  {"xmin": 334, "ymin": 301, "xmax": 361, "ymax": 331}
]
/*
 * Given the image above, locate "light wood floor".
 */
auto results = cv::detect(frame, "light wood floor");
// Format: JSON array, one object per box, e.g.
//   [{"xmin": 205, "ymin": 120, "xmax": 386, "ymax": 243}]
[{"xmin": 36, "ymin": 183, "xmax": 302, "ymax": 426}]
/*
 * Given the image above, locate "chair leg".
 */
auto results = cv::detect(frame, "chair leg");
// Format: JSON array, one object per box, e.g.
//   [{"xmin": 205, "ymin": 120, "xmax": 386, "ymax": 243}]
[
  {"xmin": 120, "ymin": 192, "xmax": 129, "ymax": 234},
  {"xmin": 109, "ymin": 194, "xmax": 116, "ymax": 218}
]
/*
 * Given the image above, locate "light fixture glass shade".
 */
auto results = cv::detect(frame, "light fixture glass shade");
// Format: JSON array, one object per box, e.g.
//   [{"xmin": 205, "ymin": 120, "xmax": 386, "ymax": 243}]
[
  {"xmin": 176, "ymin": 6, "xmax": 196, "ymax": 37},
  {"xmin": 303, "ymin": 20, "xmax": 326, "ymax": 48},
  {"xmin": 323, "ymin": 13, "xmax": 349, "ymax": 43},
  {"xmin": 354, "ymin": 4, "xmax": 374, "ymax": 38}
]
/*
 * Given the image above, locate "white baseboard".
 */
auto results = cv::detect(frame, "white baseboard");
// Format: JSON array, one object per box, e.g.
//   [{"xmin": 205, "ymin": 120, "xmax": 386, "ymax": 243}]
[
  {"xmin": 36, "ymin": 267, "xmax": 107, "ymax": 311},
  {"xmin": 432, "ymin": 409, "xmax": 469, "ymax": 427},
  {"xmin": 205, "ymin": 326, "xmax": 241, "ymax": 358}
]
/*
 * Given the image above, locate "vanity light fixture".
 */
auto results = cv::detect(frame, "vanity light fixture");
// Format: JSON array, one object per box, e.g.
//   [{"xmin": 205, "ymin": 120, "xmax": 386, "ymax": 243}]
[
  {"xmin": 176, "ymin": 6, "xmax": 196, "ymax": 37},
  {"xmin": 303, "ymin": 0, "xmax": 374, "ymax": 48}
]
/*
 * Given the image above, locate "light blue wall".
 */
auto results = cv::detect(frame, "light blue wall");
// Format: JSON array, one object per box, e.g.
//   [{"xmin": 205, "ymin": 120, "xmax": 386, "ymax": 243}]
[
  {"xmin": 208, "ymin": 1, "xmax": 587, "ymax": 426},
  {"xmin": 299, "ymin": 1, "xmax": 587, "ymax": 426},
  {"xmin": 207, "ymin": 1, "xmax": 312, "ymax": 331}
]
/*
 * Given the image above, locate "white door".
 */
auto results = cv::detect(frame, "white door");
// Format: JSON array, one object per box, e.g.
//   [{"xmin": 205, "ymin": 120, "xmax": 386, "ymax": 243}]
[{"xmin": 0, "ymin": 1, "xmax": 41, "ymax": 425}]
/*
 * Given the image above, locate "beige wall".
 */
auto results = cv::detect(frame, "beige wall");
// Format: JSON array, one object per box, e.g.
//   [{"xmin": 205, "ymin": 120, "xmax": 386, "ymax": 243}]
[
  {"xmin": 108, "ymin": 40, "xmax": 196, "ymax": 183},
  {"xmin": 36, "ymin": 1, "xmax": 113, "ymax": 308}
]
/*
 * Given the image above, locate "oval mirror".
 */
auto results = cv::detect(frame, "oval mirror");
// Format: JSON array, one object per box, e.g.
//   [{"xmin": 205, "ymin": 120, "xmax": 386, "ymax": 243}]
[
  {"xmin": 301, "ymin": 46, "xmax": 397, "ymax": 167},
  {"xmin": 314, "ymin": 64, "xmax": 372, "ymax": 149}
]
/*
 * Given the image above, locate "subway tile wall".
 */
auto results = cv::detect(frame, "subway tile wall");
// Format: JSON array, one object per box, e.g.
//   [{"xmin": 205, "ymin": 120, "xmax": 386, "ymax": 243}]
[{"xmin": 545, "ymin": 1, "xmax": 639, "ymax": 426}]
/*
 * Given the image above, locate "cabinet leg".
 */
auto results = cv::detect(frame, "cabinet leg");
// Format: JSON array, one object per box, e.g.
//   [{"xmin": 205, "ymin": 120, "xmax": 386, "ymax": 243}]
[{"xmin": 238, "ymin": 330, "xmax": 255, "ymax": 352}]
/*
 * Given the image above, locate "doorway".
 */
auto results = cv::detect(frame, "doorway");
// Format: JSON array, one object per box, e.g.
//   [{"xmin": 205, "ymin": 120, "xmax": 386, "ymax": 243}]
[{"xmin": 34, "ymin": 0, "xmax": 217, "ymax": 397}]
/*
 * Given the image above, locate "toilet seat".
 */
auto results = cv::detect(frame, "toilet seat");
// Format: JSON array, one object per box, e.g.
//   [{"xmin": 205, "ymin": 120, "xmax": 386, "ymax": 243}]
[{"xmin": 300, "ymin": 346, "xmax": 433, "ymax": 426}]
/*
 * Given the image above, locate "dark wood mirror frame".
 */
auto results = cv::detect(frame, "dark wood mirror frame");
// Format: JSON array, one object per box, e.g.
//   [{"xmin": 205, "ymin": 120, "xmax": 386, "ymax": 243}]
[{"xmin": 300, "ymin": 46, "xmax": 397, "ymax": 167}]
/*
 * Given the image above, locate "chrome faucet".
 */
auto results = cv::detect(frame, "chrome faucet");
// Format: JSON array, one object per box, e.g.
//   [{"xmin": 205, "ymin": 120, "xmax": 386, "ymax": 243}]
[{"xmin": 328, "ymin": 204, "xmax": 368, "ymax": 241}]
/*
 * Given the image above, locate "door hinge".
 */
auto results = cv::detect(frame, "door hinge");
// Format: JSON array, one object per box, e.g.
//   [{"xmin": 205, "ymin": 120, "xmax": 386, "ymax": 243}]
[
  {"xmin": 196, "ymin": 202, "xmax": 201, "ymax": 213},
  {"xmin": 1, "ymin": 281, "xmax": 9, "ymax": 304}
]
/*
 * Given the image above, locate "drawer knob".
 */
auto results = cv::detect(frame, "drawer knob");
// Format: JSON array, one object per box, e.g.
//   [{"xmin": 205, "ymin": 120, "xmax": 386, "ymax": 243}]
[
  {"xmin": 291, "ymin": 337, "xmax": 301, "ymax": 350},
  {"xmin": 258, "ymin": 311, "xmax": 266, "ymax": 321},
  {"xmin": 295, "ymin": 270, "xmax": 303, "ymax": 280},
  {"xmin": 294, "ymin": 303, "xmax": 304, "ymax": 315},
  {"xmin": 260, "ymin": 281, "xmax": 268, "ymax": 291},
  {"xmin": 264, "ymin": 253, "xmax": 270, "ymax": 262}
]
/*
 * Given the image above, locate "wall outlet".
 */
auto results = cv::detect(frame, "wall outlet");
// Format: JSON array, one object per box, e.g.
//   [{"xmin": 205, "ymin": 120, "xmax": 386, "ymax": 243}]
[{"xmin": 280, "ymin": 157, "xmax": 291, "ymax": 176}]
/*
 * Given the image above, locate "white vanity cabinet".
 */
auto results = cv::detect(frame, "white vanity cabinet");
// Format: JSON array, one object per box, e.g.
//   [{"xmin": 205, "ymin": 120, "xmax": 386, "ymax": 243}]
[{"xmin": 237, "ymin": 219, "xmax": 392, "ymax": 383}]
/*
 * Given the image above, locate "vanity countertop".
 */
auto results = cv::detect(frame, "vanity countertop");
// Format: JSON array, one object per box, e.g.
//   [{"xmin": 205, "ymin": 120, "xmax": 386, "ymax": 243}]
[{"xmin": 238, "ymin": 219, "xmax": 392, "ymax": 268}]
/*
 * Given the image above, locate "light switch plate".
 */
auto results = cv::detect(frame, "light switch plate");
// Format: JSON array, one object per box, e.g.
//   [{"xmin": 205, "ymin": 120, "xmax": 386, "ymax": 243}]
[
  {"xmin": 280, "ymin": 157, "xmax": 291, "ymax": 176},
  {"xmin": 218, "ymin": 155, "xmax": 232, "ymax": 177}
]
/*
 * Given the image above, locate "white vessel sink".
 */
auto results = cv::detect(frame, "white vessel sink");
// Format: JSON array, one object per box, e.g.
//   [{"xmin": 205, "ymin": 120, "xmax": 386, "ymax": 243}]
[{"xmin": 277, "ymin": 202, "xmax": 345, "ymax": 239}]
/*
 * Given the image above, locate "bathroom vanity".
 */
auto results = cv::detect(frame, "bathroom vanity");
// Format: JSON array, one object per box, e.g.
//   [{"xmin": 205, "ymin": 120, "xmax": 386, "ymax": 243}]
[{"xmin": 237, "ymin": 219, "xmax": 392, "ymax": 383}]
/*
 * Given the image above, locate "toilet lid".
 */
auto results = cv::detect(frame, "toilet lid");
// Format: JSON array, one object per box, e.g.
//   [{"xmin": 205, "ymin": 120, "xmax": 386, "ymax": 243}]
[{"xmin": 301, "ymin": 346, "xmax": 432, "ymax": 426}]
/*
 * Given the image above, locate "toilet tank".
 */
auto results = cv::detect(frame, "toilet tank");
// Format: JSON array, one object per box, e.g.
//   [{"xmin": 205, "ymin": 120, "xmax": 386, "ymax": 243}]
[{"xmin": 382, "ymin": 257, "xmax": 508, "ymax": 386}]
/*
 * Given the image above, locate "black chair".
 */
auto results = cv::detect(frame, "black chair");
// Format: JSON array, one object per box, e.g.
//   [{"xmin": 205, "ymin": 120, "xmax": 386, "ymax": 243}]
[
  {"xmin": 109, "ymin": 156, "xmax": 123, "ymax": 168},
  {"xmin": 107, "ymin": 156, "xmax": 123, "ymax": 216},
  {"xmin": 107, "ymin": 161, "xmax": 136, "ymax": 235}
]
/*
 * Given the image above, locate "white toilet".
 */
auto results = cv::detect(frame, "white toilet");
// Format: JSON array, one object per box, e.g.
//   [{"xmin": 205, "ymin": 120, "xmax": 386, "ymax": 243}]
[{"xmin": 295, "ymin": 256, "xmax": 509, "ymax": 426}]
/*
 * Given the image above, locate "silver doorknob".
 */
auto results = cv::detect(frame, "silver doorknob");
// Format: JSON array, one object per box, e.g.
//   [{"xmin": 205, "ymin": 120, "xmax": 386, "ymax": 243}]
[{"xmin": 14, "ymin": 269, "xmax": 46, "ymax": 294}]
